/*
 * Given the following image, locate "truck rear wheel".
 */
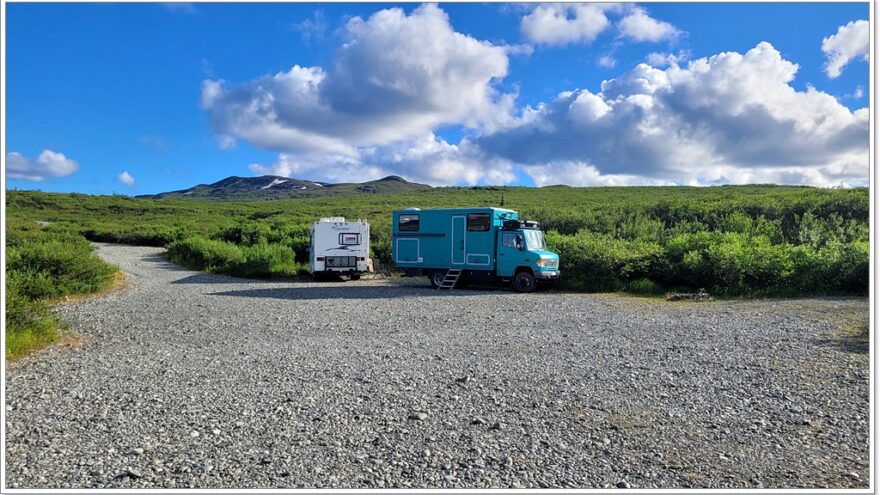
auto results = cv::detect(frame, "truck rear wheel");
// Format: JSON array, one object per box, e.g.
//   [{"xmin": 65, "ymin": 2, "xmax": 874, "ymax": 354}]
[
  {"xmin": 513, "ymin": 271, "xmax": 536, "ymax": 293},
  {"xmin": 350, "ymin": 273, "xmax": 361, "ymax": 281},
  {"xmin": 430, "ymin": 270, "xmax": 446, "ymax": 289}
]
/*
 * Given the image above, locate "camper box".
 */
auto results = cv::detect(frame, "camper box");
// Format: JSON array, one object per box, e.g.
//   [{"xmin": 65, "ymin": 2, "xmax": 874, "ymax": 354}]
[
  {"xmin": 309, "ymin": 217, "xmax": 370, "ymax": 280},
  {"xmin": 391, "ymin": 207, "xmax": 559, "ymax": 292}
]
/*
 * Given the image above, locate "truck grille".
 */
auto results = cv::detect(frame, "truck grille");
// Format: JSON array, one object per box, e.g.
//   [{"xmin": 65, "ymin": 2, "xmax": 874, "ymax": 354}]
[{"xmin": 325, "ymin": 256, "xmax": 357, "ymax": 268}]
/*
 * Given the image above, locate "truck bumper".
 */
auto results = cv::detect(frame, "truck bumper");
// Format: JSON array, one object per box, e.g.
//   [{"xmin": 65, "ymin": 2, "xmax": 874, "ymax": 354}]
[
  {"xmin": 312, "ymin": 262, "xmax": 369, "ymax": 273},
  {"xmin": 536, "ymin": 270, "xmax": 560, "ymax": 279}
]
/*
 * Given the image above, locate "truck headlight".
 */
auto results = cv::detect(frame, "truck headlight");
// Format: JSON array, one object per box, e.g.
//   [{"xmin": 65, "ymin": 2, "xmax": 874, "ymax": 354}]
[{"xmin": 536, "ymin": 259, "xmax": 558, "ymax": 268}]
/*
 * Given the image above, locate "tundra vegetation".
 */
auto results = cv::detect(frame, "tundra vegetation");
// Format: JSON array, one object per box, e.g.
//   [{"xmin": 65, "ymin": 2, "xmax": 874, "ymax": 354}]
[
  {"xmin": 6, "ymin": 218, "xmax": 118, "ymax": 359},
  {"xmin": 5, "ymin": 185, "xmax": 868, "ymax": 357}
]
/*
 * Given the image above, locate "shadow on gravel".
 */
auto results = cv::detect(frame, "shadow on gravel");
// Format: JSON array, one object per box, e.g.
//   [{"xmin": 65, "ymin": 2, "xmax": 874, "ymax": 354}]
[
  {"xmin": 171, "ymin": 273, "xmax": 289, "ymax": 285},
  {"xmin": 208, "ymin": 285, "xmax": 512, "ymax": 300},
  {"xmin": 145, "ymin": 255, "xmax": 295, "ymax": 285},
  {"xmin": 142, "ymin": 254, "xmax": 189, "ymax": 271},
  {"xmin": 816, "ymin": 336, "xmax": 869, "ymax": 354}
]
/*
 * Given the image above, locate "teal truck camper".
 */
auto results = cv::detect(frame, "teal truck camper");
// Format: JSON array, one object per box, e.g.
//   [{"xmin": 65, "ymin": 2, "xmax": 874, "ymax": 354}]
[{"xmin": 391, "ymin": 207, "xmax": 560, "ymax": 292}]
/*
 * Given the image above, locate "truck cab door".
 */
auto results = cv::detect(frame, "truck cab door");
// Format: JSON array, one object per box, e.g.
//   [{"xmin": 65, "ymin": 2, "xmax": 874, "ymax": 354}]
[{"xmin": 497, "ymin": 232, "xmax": 525, "ymax": 277}]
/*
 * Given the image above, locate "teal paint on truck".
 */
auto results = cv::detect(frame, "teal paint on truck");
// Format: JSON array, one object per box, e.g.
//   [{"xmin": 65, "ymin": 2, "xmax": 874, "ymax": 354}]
[{"xmin": 391, "ymin": 207, "xmax": 560, "ymax": 291}]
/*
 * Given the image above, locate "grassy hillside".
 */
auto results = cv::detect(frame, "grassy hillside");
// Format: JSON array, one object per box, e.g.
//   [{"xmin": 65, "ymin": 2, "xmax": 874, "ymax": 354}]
[{"xmin": 7, "ymin": 184, "xmax": 868, "ymax": 296}]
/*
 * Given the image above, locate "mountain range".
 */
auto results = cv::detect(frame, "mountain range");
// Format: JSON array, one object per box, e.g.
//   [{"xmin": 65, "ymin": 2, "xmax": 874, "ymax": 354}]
[{"xmin": 137, "ymin": 175, "xmax": 431, "ymax": 200}]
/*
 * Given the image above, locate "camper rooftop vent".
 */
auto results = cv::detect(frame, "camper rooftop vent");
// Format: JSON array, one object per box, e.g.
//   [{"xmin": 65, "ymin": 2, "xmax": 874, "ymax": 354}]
[
  {"xmin": 319, "ymin": 217, "xmax": 346, "ymax": 223},
  {"xmin": 403, "ymin": 207, "xmax": 421, "ymax": 211}
]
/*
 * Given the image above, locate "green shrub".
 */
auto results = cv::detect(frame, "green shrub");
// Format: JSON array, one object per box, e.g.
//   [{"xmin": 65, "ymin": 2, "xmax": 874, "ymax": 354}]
[
  {"xmin": 167, "ymin": 237, "xmax": 303, "ymax": 278},
  {"xmin": 5, "ymin": 218, "xmax": 46, "ymax": 247},
  {"xmin": 82, "ymin": 227, "xmax": 184, "ymax": 246},
  {"xmin": 7, "ymin": 238, "xmax": 117, "ymax": 300},
  {"xmin": 166, "ymin": 237, "xmax": 246, "ymax": 272},
  {"xmin": 787, "ymin": 241, "xmax": 869, "ymax": 294},
  {"xmin": 718, "ymin": 211, "xmax": 753, "ymax": 234},
  {"xmin": 284, "ymin": 224, "xmax": 312, "ymax": 263},
  {"xmin": 547, "ymin": 230, "xmax": 663, "ymax": 292},
  {"xmin": 215, "ymin": 223, "xmax": 277, "ymax": 246},
  {"xmin": 837, "ymin": 240, "xmax": 870, "ymax": 292},
  {"xmin": 702, "ymin": 233, "xmax": 793, "ymax": 294},
  {"xmin": 235, "ymin": 243, "xmax": 299, "ymax": 278},
  {"xmin": 5, "ymin": 285, "xmax": 59, "ymax": 360},
  {"xmin": 4, "ymin": 225, "xmax": 116, "ymax": 359}
]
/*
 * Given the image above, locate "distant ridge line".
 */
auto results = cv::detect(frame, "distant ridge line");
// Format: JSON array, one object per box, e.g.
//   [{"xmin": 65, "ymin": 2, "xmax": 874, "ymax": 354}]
[{"xmin": 136, "ymin": 175, "xmax": 431, "ymax": 200}]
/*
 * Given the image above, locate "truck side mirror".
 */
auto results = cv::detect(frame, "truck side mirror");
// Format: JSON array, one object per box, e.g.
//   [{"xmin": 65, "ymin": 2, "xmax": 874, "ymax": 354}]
[{"xmin": 516, "ymin": 237, "xmax": 524, "ymax": 251}]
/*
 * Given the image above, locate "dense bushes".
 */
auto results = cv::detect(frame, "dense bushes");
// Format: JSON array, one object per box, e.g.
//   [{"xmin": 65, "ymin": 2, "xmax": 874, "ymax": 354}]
[
  {"xmin": 5, "ymin": 285, "xmax": 57, "ymax": 360},
  {"xmin": 547, "ymin": 231, "xmax": 664, "ymax": 292},
  {"xmin": 166, "ymin": 236, "xmax": 306, "ymax": 278},
  {"xmin": 8, "ymin": 238, "xmax": 117, "ymax": 299},
  {"xmin": 82, "ymin": 226, "xmax": 185, "ymax": 247},
  {"xmin": 547, "ymin": 225, "xmax": 868, "ymax": 296},
  {"xmin": 5, "ymin": 226, "xmax": 118, "ymax": 359}
]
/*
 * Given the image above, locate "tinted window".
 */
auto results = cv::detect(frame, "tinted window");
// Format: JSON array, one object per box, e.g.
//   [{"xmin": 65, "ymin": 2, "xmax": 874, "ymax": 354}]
[
  {"xmin": 399, "ymin": 214, "xmax": 420, "ymax": 231},
  {"xmin": 502, "ymin": 233, "xmax": 522, "ymax": 248},
  {"xmin": 467, "ymin": 213, "xmax": 491, "ymax": 232}
]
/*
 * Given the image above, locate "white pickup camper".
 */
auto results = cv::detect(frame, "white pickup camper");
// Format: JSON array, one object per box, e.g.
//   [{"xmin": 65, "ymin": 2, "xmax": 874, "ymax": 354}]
[{"xmin": 309, "ymin": 217, "xmax": 370, "ymax": 280}]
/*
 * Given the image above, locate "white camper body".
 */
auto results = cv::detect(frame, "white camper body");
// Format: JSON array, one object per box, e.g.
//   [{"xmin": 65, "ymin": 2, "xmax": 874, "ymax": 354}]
[{"xmin": 309, "ymin": 217, "xmax": 370, "ymax": 279}]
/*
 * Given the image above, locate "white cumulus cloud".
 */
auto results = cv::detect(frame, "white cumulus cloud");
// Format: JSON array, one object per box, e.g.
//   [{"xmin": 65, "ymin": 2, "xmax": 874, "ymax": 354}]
[
  {"xmin": 203, "ymin": 4, "xmax": 866, "ymax": 188},
  {"xmin": 822, "ymin": 19, "xmax": 869, "ymax": 78},
  {"xmin": 524, "ymin": 162, "xmax": 674, "ymax": 187},
  {"xmin": 645, "ymin": 50, "xmax": 690, "ymax": 67},
  {"xmin": 248, "ymin": 134, "xmax": 515, "ymax": 186},
  {"xmin": 617, "ymin": 6, "xmax": 680, "ymax": 42},
  {"xmin": 202, "ymin": 4, "xmax": 513, "ymax": 156},
  {"xmin": 521, "ymin": 4, "xmax": 680, "ymax": 46},
  {"xmin": 117, "ymin": 171, "xmax": 136, "ymax": 186},
  {"xmin": 597, "ymin": 54, "xmax": 617, "ymax": 68},
  {"xmin": 5, "ymin": 150, "xmax": 80, "ymax": 181},
  {"xmin": 476, "ymin": 42, "xmax": 868, "ymax": 187},
  {"xmin": 520, "ymin": 4, "xmax": 614, "ymax": 46}
]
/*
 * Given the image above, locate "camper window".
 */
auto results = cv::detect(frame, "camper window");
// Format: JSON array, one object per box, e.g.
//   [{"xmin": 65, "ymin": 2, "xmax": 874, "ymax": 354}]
[
  {"xmin": 467, "ymin": 213, "xmax": 491, "ymax": 232},
  {"xmin": 339, "ymin": 233, "xmax": 360, "ymax": 245},
  {"xmin": 399, "ymin": 214, "xmax": 420, "ymax": 231}
]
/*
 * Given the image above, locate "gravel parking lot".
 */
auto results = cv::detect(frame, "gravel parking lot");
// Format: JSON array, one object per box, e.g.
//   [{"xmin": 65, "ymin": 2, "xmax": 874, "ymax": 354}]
[{"xmin": 5, "ymin": 244, "xmax": 870, "ymax": 489}]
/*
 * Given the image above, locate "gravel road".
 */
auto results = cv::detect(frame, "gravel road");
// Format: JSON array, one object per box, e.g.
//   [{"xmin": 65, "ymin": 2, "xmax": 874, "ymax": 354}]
[{"xmin": 5, "ymin": 244, "xmax": 870, "ymax": 489}]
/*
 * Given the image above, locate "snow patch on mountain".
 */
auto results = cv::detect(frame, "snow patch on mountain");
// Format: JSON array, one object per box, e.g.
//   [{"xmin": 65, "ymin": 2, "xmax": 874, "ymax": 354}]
[{"xmin": 261, "ymin": 178, "xmax": 289, "ymax": 189}]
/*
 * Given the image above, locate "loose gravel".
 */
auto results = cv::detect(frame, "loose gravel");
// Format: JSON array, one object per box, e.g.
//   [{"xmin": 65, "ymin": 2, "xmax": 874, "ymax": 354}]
[{"xmin": 5, "ymin": 244, "xmax": 870, "ymax": 489}]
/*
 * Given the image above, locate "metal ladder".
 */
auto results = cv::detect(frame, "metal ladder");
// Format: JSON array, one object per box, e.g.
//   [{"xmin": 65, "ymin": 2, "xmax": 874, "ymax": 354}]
[{"xmin": 438, "ymin": 269, "xmax": 463, "ymax": 290}]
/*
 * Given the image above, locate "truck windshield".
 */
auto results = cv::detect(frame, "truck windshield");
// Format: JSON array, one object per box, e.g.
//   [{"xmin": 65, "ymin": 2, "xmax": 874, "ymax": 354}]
[{"xmin": 523, "ymin": 230, "xmax": 546, "ymax": 250}]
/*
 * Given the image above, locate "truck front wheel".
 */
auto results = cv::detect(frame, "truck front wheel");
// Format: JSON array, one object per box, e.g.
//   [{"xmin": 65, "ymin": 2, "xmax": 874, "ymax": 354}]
[{"xmin": 513, "ymin": 271, "xmax": 536, "ymax": 293}]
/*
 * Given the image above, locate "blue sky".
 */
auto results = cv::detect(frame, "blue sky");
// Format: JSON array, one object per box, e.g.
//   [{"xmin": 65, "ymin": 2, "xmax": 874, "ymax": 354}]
[{"xmin": 5, "ymin": 2, "xmax": 870, "ymax": 194}]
